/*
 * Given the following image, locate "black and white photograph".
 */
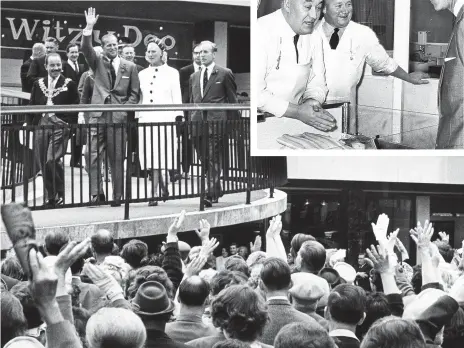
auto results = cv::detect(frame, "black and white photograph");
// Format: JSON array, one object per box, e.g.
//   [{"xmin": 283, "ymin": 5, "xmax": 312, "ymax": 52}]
[
  {"xmin": 254, "ymin": 0, "xmax": 464, "ymax": 151},
  {"xmin": 1, "ymin": 1, "xmax": 464, "ymax": 348}
]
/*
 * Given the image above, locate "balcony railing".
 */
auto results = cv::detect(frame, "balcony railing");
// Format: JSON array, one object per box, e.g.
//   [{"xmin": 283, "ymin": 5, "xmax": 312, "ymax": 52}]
[{"xmin": 1, "ymin": 98, "xmax": 286, "ymax": 220}]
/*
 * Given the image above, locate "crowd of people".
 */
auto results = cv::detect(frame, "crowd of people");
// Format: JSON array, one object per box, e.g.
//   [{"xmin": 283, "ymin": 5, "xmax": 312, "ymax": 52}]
[
  {"xmin": 21, "ymin": 7, "xmax": 242, "ymax": 209},
  {"xmin": 1, "ymin": 208, "xmax": 464, "ymax": 348}
]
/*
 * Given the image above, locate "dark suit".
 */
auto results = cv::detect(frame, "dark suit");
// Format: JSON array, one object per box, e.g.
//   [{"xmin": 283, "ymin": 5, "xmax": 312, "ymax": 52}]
[
  {"xmin": 62, "ymin": 61, "xmax": 86, "ymax": 166},
  {"xmin": 81, "ymin": 33, "xmax": 140, "ymax": 200},
  {"xmin": 178, "ymin": 63, "xmax": 198, "ymax": 174},
  {"xmin": 20, "ymin": 58, "xmax": 33, "ymax": 93},
  {"xmin": 29, "ymin": 75, "xmax": 79, "ymax": 202},
  {"xmin": 189, "ymin": 64, "xmax": 239, "ymax": 200}
]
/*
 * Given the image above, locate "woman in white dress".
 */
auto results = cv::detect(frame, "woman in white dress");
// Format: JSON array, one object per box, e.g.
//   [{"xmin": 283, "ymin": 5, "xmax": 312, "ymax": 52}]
[{"xmin": 137, "ymin": 38, "xmax": 182, "ymax": 206}]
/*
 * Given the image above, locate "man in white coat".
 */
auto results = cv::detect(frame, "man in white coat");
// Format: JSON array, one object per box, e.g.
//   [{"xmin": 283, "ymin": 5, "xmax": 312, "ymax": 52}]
[
  {"xmin": 316, "ymin": 0, "xmax": 429, "ymax": 132},
  {"xmin": 256, "ymin": 0, "xmax": 337, "ymax": 149}
]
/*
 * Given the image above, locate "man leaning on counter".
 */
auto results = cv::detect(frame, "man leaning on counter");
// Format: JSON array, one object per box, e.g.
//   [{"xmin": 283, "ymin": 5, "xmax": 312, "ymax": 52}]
[{"xmin": 429, "ymin": 0, "xmax": 464, "ymax": 149}]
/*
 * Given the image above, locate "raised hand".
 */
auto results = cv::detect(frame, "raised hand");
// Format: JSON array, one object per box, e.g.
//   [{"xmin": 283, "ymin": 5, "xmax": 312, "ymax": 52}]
[
  {"xmin": 84, "ymin": 7, "xmax": 99, "ymax": 27},
  {"xmin": 438, "ymin": 231, "xmax": 449, "ymax": 243},
  {"xmin": 194, "ymin": 219, "xmax": 211, "ymax": 244},
  {"xmin": 185, "ymin": 255, "xmax": 207, "ymax": 277},
  {"xmin": 55, "ymin": 238, "xmax": 91, "ymax": 277},
  {"xmin": 386, "ymin": 228, "xmax": 399, "ymax": 254},
  {"xmin": 29, "ymin": 248, "xmax": 58, "ymax": 307},
  {"xmin": 366, "ymin": 244, "xmax": 393, "ymax": 274},
  {"xmin": 409, "ymin": 220, "xmax": 434, "ymax": 252},
  {"xmin": 266, "ymin": 215, "xmax": 282, "ymax": 239},
  {"xmin": 167, "ymin": 210, "xmax": 186, "ymax": 242},
  {"xmin": 250, "ymin": 235, "xmax": 262, "ymax": 253},
  {"xmin": 200, "ymin": 237, "xmax": 219, "ymax": 258},
  {"xmin": 371, "ymin": 214, "xmax": 390, "ymax": 243}
]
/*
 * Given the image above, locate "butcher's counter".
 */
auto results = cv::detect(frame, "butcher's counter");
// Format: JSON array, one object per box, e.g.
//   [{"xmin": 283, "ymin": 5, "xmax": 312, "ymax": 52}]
[{"xmin": 256, "ymin": 102, "xmax": 439, "ymax": 150}]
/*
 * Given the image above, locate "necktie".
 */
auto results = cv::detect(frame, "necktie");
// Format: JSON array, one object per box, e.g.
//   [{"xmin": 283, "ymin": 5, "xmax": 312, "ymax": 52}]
[
  {"xmin": 202, "ymin": 67, "xmax": 208, "ymax": 96},
  {"xmin": 74, "ymin": 62, "xmax": 79, "ymax": 74},
  {"xmin": 109, "ymin": 59, "xmax": 116, "ymax": 88},
  {"xmin": 330, "ymin": 28, "xmax": 340, "ymax": 50},
  {"xmin": 293, "ymin": 34, "xmax": 300, "ymax": 63}
]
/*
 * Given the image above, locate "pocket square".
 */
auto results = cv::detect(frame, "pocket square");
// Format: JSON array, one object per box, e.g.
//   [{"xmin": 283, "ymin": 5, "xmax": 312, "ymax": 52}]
[
  {"xmin": 215, "ymin": 81, "xmax": 221, "ymax": 84},
  {"xmin": 122, "ymin": 76, "xmax": 130, "ymax": 79},
  {"xmin": 445, "ymin": 57, "xmax": 456, "ymax": 62}
]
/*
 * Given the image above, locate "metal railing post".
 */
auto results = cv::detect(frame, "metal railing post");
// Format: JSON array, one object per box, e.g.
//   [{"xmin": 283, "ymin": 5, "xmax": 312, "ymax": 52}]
[
  {"xmin": 124, "ymin": 121, "xmax": 132, "ymax": 220},
  {"xmin": 245, "ymin": 120, "xmax": 251, "ymax": 205},
  {"xmin": 199, "ymin": 111, "xmax": 207, "ymax": 211}
]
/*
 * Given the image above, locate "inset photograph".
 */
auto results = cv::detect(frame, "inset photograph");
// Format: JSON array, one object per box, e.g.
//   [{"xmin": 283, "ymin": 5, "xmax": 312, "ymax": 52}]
[{"xmin": 254, "ymin": 0, "xmax": 463, "ymax": 151}]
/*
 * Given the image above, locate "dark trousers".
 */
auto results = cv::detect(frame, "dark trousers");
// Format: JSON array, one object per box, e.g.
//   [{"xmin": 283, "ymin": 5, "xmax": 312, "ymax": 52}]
[
  {"xmin": 70, "ymin": 130, "xmax": 83, "ymax": 165},
  {"xmin": 34, "ymin": 116, "xmax": 70, "ymax": 201},
  {"xmin": 193, "ymin": 134, "xmax": 223, "ymax": 199},
  {"xmin": 128, "ymin": 112, "xmax": 141, "ymax": 175},
  {"xmin": 176, "ymin": 115, "xmax": 193, "ymax": 174},
  {"xmin": 85, "ymin": 113, "xmax": 126, "ymax": 200}
]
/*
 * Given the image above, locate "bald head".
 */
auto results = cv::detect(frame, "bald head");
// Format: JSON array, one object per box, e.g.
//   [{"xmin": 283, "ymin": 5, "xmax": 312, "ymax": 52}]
[
  {"xmin": 178, "ymin": 275, "xmax": 210, "ymax": 307},
  {"xmin": 91, "ymin": 229, "xmax": 114, "ymax": 256}
]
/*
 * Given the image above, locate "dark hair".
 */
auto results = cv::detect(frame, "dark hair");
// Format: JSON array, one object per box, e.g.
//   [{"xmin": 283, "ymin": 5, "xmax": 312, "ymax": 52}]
[
  {"xmin": 210, "ymin": 271, "xmax": 249, "ymax": 297},
  {"xmin": 213, "ymin": 339, "xmax": 251, "ymax": 348},
  {"xmin": 290, "ymin": 234, "xmax": 316, "ymax": 258},
  {"xmin": 370, "ymin": 270, "xmax": 383, "ymax": 293},
  {"xmin": 1, "ymin": 289, "xmax": 28, "ymax": 344},
  {"xmin": 101, "ymin": 33, "xmax": 117, "ymax": 46},
  {"xmin": 443, "ymin": 306, "xmax": 464, "ymax": 347},
  {"xmin": 45, "ymin": 230, "xmax": 70, "ymax": 256},
  {"xmin": 328, "ymin": 284, "xmax": 366, "ymax": 325},
  {"xmin": 127, "ymin": 265, "xmax": 174, "ymax": 299},
  {"xmin": 411, "ymin": 265, "xmax": 422, "ymax": 294},
  {"xmin": 45, "ymin": 52, "xmax": 62, "ymax": 65},
  {"xmin": 1, "ymin": 256, "xmax": 25, "ymax": 281},
  {"xmin": 299, "ymin": 241, "xmax": 326, "ymax": 273},
  {"xmin": 274, "ymin": 322, "xmax": 337, "ymax": 348},
  {"xmin": 211, "ymin": 285, "xmax": 268, "ymax": 341},
  {"xmin": 434, "ymin": 241, "xmax": 455, "ymax": 263},
  {"xmin": 360, "ymin": 316, "xmax": 426, "ymax": 348},
  {"xmin": 357, "ymin": 292, "xmax": 392, "ymax": 339},
  {"xmin": 10, "ymin": 281, "xmax": 43, "ymax": 329},
  {"xmin": 146, "ymin": 37, "xmax": 166, "ymax": 51},
  {"xmin": 111, "ymin": 243, "xmax": 120, "ymax": 256},
  {"xmin": 91, "ymin": 230, "xmax": 114, "ymax": 255},
  {"xmin": 260, "ymin": 257, "xmax": 291, "ymax": 291},
  {"xmin": 66, "ymin": 43, "xmax": 80, "ymax": 53},
  {"xmin": 224, "ymin": 257, "xmax": 250, "ymax": 277},
  {"xmin": 121, "ymin": 240, "xmax": 148, "ymax": 269},
  {"xmin": 230, "ymin": 243, "xmax": 238, "ymax": 248},
  {"xmin": 178, "ymin": 276, "xmax": 210, "ymax": 306}
]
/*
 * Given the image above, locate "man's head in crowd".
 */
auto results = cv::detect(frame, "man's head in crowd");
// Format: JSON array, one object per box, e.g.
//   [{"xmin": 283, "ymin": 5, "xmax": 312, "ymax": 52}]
[
  {"xmin": 192, "ymin": 43, "xmax": 202, "ymax": 66},
  {"xmin": 31, "ymin": 43, "xmax": 46, "ymax": 60},
  {"xmin": 281, "ymin": 0, "xmax": 324, "ymax": 35},
  {"xmin": 127, "ymin": 265, "xmax": 175, "ymax": 300},
  {"xmin": 44, "ymin": 53, "xmax": 63, "ymax": 80},
  {"xmin": 221, "ymin": 247, "xmax": 229, "ymax": 258},
  {"xmin": 178, "ymin": 276, "xmax": 210, "ymax": 310},
  {"xmin": 199, "ymin": 40, "xmax": 216, "ymax": 67},
  {"xmin": 121, "ymin": 239, "xmax": 148, "ymax": 269},
  {"xmin": 360, "ymin": 316, "xmax": 426, "ymax": 348},
  {"xmin": 210, "ymin": 270, "xmax": 248, "ymax": 297},
  {"xmin": 44, "ymin": 230, "xmax": 70, "ymax": 256},
  {"xmin": 274, "ymin": 322, "xmax": 337, "ymax": 348},
  {"xmin": 290, "ymin": 233, "xmax": 316, "ymax": 259},
  {"xmin": 101, "ymin": 33, "xmax": 118, "ymax": 59},
  {"xmin": 224, "ymin": 256, "xmax": 250, "ymax": 277},
  {"xmin": 295, "ymin": 240, "xmax": 326, "ymax": 273},
  {"xmin": 259, "ymin": 257, "xmax": 292, "ymax": 297},
  {"xmin": 121, "ymin": 45, "xmax": 136, "ymax": 62},
  {"xmin": 90, "ymin": 229, "xmax": 114, "ymax": 261},
  {"xmin": 323, "ymin": 0, "xmax": 353, "ymax": 29},
  {"xmin": 211, "ymin": 285, "xmax": 269, "ymax": 343},
  {"xmin": 44, "ymin": 37, "xmax": 59, "ymax": 54},
  {"xmin": 66, "ymin": 43, "xmax": 80, "ymax": 63},
  {"xmin": 213, "ymin": 339, "xmax": 252, "ymax": 348},
  {"xmin": 434, "ymin": 240, "xmax": 454, "ymax": 263},
  {"xmin": 325, "ymin": 284, "xmax": 366, "ymax": 330},
  {"xmin": 86, "ymin": 308, "xmax": 146, "ymax": 348},
  {"xmin": 238, "ymin": 246, "xmax": 249, "ymax": 260},
  {"xmin": 358, "ymin": 253, "xmax": 368, "ymax": 267},
  {"xmin": 1, "ymin": 290, "xmax": 28, "ymax": 345},
  {"xmin": 229, "ymin": 243, "xmax": 238, "ymax": 255},
  {"xmin": 1, "ymin": 256, "xmax": 25, "ymax": 281},
  {"xmin": 357, "ymin": 292, "xmax": 392, "ymax": 339}
]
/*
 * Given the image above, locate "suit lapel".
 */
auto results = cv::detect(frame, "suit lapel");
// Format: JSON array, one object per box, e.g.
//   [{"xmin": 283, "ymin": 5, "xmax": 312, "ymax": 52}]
[
  {"xmin": 202, "ymin": 67, "xmax": 219, "ymax": 100},
  {"xmin": 114, "ymin": 62, "xmax": 125, "ymax": 88}
]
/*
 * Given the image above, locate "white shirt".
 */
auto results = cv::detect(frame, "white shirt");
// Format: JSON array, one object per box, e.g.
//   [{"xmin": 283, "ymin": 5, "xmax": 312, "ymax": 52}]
[
  {"xmin": 454, "ymin": 0, "xmax": 464, "ymax": 16},
  {"xmin": 200, "ymin": 62, "xmax": 215, "ymax": 98},
  {"xmin": 329, "ymin": 329, "xmax": 359, "ymax": 341},
  {"xmin": 67, "ymin": 59, "xmax": 79, "ymax": 72},
  {"xmin": 193, "ymin": 62, "xmax": 201, "ymax": 72},
  {"xmin": 267, "ymin": 295, "xmax": 288, "ymax": 301},
  {"xmin": 257, "ymin": 9, "xmax": 328, "ymax": 117}
]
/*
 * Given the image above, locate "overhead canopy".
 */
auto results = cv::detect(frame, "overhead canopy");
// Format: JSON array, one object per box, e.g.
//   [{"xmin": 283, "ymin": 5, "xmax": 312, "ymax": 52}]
[{"xmin": 178, "ymin": 0, "xmax": 250, "ymax": 6}]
